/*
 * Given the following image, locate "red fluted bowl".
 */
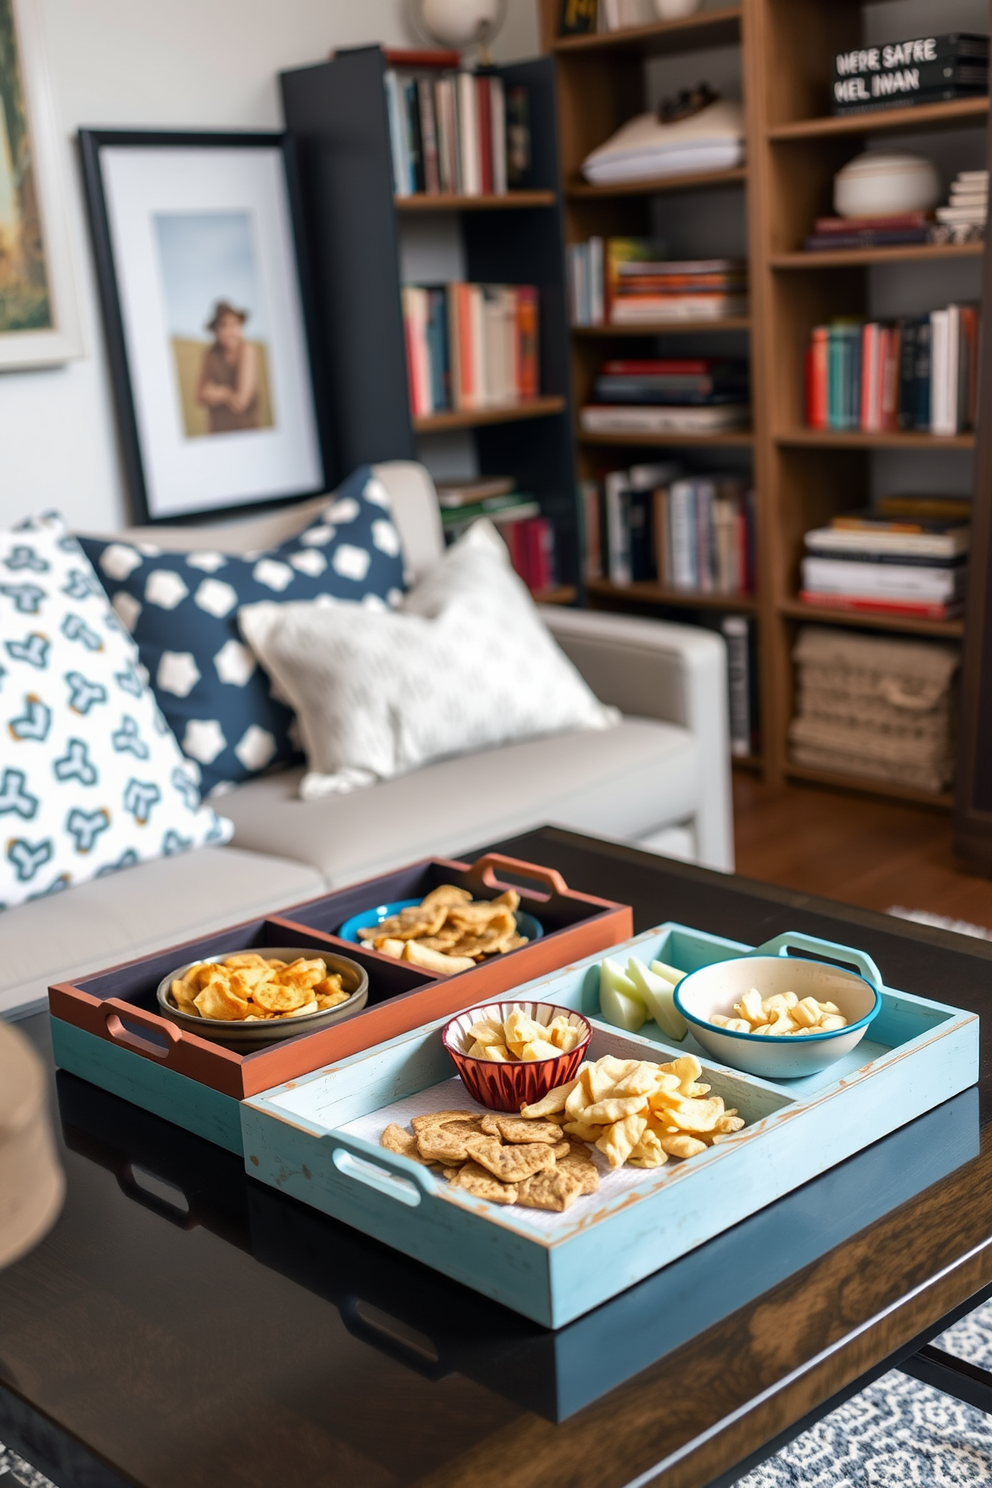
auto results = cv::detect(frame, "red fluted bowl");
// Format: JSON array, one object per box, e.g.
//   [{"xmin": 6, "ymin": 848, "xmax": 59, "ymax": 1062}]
[{"xmin": 442, "ymin": 1000, "xmax": 592, "ymax": 1113}]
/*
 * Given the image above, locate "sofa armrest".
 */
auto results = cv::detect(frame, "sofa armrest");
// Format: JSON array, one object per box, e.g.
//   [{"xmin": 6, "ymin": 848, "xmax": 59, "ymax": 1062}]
[{"xmin": 540, "ymin": 607, "xmax": 734, "ymax": 871}]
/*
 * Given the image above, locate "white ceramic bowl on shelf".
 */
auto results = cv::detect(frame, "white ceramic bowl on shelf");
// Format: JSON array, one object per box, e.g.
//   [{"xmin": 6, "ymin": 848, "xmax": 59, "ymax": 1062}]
[{"xmin": 833, "ymin": 152, "xmax": 942, "ymax": 219}]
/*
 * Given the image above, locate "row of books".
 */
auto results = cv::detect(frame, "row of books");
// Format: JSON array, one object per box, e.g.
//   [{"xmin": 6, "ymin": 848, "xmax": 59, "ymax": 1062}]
[
  {"xmin": 832, "ymin": 31, "xmax": 989, "ymax": 114},
  {"xmin": 436, "ymin": 475, "xmax": 557, "ymax": 593},
  {"xmin": 567, "ymin": 239, "xmax": 749, "ymax": 326},
  {"xmin": 581, "ymin": 357, "xmax": 751, "ymax": 436},
  {"xmin": 799, "ymin": 496, "xmax": 970, "ymax": 621},
  {"xmin": 803, "ymin": 306, "xmax": 980, "ymax": 436},
  {"xmin": 402, "ymin": 283, "xmax": 539, "ymax": 417},
  {"xmin": 384, "ymin": 64, "xmax": 530, "ymax": 198},
  {"xmin": 583, "ymin": 463, "xmax": 755, "ymax": 594}
]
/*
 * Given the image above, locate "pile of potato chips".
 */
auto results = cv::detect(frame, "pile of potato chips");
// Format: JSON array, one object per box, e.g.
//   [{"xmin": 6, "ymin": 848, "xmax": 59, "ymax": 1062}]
[
  {"xmin": 381, "ymin": 1051, "xmax": 747, "ymax": 1212},
  {"xmin": 463, "ymin": 1007, "xmax": 585, "ymax": 1062},
  {"xmin": 359, "ymin": 884, "xmax": 528, "ymax": 974},
  {"xmin": 709, "ymin": 988, "xmax": 848, "ymax": 1037},
  {"xmin": 170, "ymin": 953, "xmax": 351, "ymax": 1023}
]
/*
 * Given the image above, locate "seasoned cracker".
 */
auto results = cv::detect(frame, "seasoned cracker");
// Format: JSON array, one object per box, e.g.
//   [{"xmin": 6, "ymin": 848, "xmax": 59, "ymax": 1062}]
[
  {"xmin": 410, "ymin": 1109, "xmax": 478, "ymax": 1132},
  {"xmin": 479, "ymin": 1114, "xmax": 563, "ymax": 1145},
  {"xmin": 516, "ymin": 1166, "xmax": 584, "ymax": 1212},
  {"xmin": 416, "ymin": 1118, "xmax": 485, "ymax": 1165},
  {"xmin": 463, "ymin": 1134, "xmax": 558, "ymax": 1182},
  {"xmin": 449, "ymin": 1160, "xmax": 518, "ymax": 1205}
]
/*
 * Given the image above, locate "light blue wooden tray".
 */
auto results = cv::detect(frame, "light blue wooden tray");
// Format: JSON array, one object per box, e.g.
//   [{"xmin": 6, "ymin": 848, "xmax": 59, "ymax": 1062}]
[{"xmin": 241, "ymin": 922, "xmax": 979, "ymax": 1329}]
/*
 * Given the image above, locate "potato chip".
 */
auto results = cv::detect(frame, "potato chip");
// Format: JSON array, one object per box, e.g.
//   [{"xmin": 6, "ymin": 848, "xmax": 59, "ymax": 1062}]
[
  {"xmin": 466, "ymin": 1019, "xmax": 505, "ymax": 1047},
  {"xmin": 562, "ymin": 1119, "xmax": 607, "ymax": 1143},
  {"xmin": 520, "ymin": 1038, "xmax": 562, "ymax": 1062},
  {"xmin": 580, "ymin": 1095, "xmax": 651, "ymax": 1124},
  {"xmin": 253, "ymin": 978, "xmax": 312, "ymax": 1014},
  {"xmin": 659, "ymin": 1132, "xmax": 707, "ymax": 1160},
  {"xmin": 402, "ymin": 942, "xmax": 476, "ymax": 974},
  {"xmin": 194, "ymin": 977, "xmax": 249, "ymax": 1021},
  {"xmin": 628, "ymin": 1130, "xmax": 669, "ymax": 1168},
  {"xmin": 482, "ymin": 1044, "xmax": 511, "ymax": 1062},
  {"xmin": 503, "ymin": 1009, "xmax": 546, "ymax": 1048},
  {"xmin": 421, "ymin": 885, "xmax": 473, "ymax": 909},
  {"xmin": 596, "ymin": 1114, "xmax": 648, "ymax": 1169},
  {"xmin": 519, "ymin": 1074, "xmax": 585, "ymax": 1118}
]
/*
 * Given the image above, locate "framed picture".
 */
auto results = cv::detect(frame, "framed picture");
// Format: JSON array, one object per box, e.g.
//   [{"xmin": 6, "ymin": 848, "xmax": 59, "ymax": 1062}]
[
  {"xmin": 79, "ymin": 129, "xmax": 330, "ymax": 523},
  {"xmin": 0, "ymin": 0, "xmax": 82, "ymax": 367}
]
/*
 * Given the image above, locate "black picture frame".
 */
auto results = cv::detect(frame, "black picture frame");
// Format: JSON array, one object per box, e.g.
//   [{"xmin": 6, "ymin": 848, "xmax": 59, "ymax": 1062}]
[{"xmin": 78, "ymin": 128, "xmax": 333, "ymax": 525}]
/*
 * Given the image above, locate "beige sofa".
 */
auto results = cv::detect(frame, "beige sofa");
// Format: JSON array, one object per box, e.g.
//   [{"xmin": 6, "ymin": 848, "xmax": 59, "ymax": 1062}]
[{"xmin": 2, "ymin": 462, "xmax": 732, "ymax": 1020}]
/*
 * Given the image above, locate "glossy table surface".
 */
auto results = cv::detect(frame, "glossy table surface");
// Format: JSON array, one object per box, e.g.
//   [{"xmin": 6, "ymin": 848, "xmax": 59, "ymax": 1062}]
[{"xmin": 3, "ymin": 827, "xmax": 992, "ymax": 1488}]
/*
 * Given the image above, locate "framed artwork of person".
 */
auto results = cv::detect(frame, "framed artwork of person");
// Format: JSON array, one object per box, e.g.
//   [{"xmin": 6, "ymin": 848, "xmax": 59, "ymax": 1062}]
[{"xmin": 79, "ymin": 129, "xmax": 330, "ymax": 522}]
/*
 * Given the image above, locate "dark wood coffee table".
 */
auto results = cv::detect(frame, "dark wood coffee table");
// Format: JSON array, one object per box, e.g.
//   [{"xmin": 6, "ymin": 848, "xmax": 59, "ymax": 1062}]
[{"xmin": 4, "ymin": 827, "xmax": 992, "ymax": 1488}]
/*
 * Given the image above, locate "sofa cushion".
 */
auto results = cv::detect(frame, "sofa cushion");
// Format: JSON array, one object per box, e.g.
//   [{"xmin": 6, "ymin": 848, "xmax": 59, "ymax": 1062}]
[
  {"xmin": 221, "ymin": 717, "xmax": 698, "ymax": 887},
  {"xmin": 0, "ymin": 514, "xmax": 231, "ymax": 912},
  {"xmin": 1, "ymin": 846, "xmax": 324, "ymax": 1019},
  {"xmin": 239, "ymin": 520, "xmax": 618, "ymax": 797},
  {"xmin": 77, "ymin": 466, "xmax": 406, "ymax": 795}
]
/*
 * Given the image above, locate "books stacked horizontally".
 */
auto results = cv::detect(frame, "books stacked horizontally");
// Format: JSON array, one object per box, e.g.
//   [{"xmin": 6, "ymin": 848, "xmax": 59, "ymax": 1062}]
[
  {"xmin": 803, "ymin": 210, "xmax": 934, "ymax": 252},
  {"xmin": 582, "ymin": 461, "xmax": 755, "ymax": 593},
  {"xmin": 581, "ymin": 356, "xmax": 750, "ymax": 436},
  {"xmin": 402, "ymin": 283, "xmax": 539, "ymax": 417},
  {"xmin": 384, "ymin": 56, "xmax": 530, "ymax": 198},
  {"xmin": 568, "ymin": 239, "xmax": 748, "ymax": 326},
  {"xmin": 436, "ymin": 475, "xmax": 556, "ymax": 592},
  {"xmin": 804, "ymin": 305, "xmax": 979, "ymax": 435},
  {"xmin": 790, "ymin": 627, "xmax": 960, "ymax": 795},
  {"xmin": 832, "ymin": 33, "xmax": 989, "ymax": 115},
  {"xmin": 799, "ymin": 498, "xmax": 970, "ymax": 621},
  {"xmin": 933, "ymin": 169, "xmax": 988, "ymax": 244}
]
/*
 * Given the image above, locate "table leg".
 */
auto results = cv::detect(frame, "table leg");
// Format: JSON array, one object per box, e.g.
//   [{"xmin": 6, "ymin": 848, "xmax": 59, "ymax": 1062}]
[{"xmin": 898, "ymin": 1344, "xmax": 992, "ymax": 1415}]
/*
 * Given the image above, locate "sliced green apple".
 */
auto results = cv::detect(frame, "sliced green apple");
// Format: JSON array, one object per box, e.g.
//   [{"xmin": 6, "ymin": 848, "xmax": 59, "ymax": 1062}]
[
  {"xmin": 598, "ymin": 958, "xmax": 647, "ymax": 1032},
  {"xmin": 649, "ymin": 958, "xmax": 685, "ymax": 986},
  {"xmin": 628, "ymin": 957, "xmax": 688, "ymax": 1041}
]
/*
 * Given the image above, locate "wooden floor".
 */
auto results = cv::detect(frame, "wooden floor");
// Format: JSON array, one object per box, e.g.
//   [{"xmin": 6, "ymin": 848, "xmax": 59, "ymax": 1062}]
[{"xmin": 733, "ymin": 774, "xmax": 992, "ymax": 928}]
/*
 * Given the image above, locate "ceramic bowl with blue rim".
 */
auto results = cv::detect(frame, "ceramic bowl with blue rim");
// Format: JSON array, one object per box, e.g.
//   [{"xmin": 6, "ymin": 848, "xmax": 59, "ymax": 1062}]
[
  {"xmin": 673, "ymin": 931, "xmax": 882, "ymax": 1080},
  {"xmin": 337, "ymin": 899, "xmax": 544, "ymax": 952}
]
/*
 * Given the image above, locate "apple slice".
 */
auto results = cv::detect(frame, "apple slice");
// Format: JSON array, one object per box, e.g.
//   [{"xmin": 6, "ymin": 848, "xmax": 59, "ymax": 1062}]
[
  {"xmin": 649, "ymin": 958, "xmax": 684, "ymax": 986},
  {"xmin": 598, "ymin": 958, "xmax": 647, "ymax": 1033},
  {"xmin": 628, "ymin": 957, "xmax": 689, "ymax": 1042}
]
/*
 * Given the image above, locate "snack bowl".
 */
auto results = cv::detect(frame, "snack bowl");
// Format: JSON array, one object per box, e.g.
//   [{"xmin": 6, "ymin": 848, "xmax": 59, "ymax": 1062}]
[
  {"xmin": 156, "ymin": 946, "xmax": 369, "ymax": 1051},
  {"xmin": 337, "ymin": 899, "xmax": 544, "ymax": 948},
  {"xmin": 442, "ymin": 1001, "xmax": 592, "ymax": 1112},
  {"xmin": 673, "ymin": 932, "xmax": 882, "ymax": 1080}
]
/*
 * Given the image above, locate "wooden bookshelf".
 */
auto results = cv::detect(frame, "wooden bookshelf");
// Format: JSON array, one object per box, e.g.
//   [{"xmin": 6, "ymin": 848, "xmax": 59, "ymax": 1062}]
[
  {"xmin": 771, "ymin": 242, "xmax": 985, "ymax": 269},
  {"xmin": 587, "ymin": 579, "xmax": 758, "ymax": 613},
  {"xmin": 573, "ymin": 317, "xmax": 752, "ymax": 336},
  {"xmin": 413, "ymin": 396, "xmax": 566, "ymax": 434},
  {"xmin": 395, "ymin": 191, "xmax": 556, "ymax": 211},
  {"xmin": 566, "ymin": 166, "xmax": 748, "ymax": 198},
  {"xmin": 784, "ymin": 764, "xmax": 954, "ymax": 812},
  {"xmin": 540, "ymin": 0, "xmax": 988, "ymax": 808}
]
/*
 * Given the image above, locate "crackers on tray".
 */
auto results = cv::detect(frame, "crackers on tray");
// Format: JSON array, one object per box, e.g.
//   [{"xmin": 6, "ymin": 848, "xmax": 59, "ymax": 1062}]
[
  {"xmin": 379, "ymin": 1053, "xmax": 749, "ymax": 1213},
  {"xmin": 358, "ymin": 884, "xmax": 528, "ymax": 975}
]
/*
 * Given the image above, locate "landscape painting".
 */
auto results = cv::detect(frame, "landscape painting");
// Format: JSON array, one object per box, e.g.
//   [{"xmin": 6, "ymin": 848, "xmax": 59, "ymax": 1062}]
[
  {"xmin": 154, "ymin": 210, "xmax": 274, "ymax": 439},
  {"xmin": 0, "ymin": 0, "xmax": 51, "ymax": 334}
]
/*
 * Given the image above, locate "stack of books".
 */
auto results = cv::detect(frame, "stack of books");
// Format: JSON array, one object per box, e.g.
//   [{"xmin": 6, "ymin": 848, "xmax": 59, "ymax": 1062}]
[
  {"xmin": 567, "ymin": 239, "xmax": 748, "ymax": 326},
  {"xmin": 799, "ymin": 498, "xmax": 971, "ymax": 621},
  {"xmin": 436, "ymin": 475, "xmax": 556, "ymax": 593},
  {"xmin": 582, "ymin": 463, "xmax": 755, "ymax": 593},
  {"xmin": 581, "ymin": 356, "xmax": 750, "ymax": 436},
  {"xmin": 803, "ymin": 211, "xmax": 933, "ymax": 252},
  {"xmin": 804, "ymin": 306, "xmax": 980, "ymax": 435},
  {"xmin": 401, "ymin": 283, "xmax": 539, "ymax": 417},
  {"xmin": 384, "ymin": 55, "xmax": 530, "ymax": 198},
  {"xmin": 934, "ymin": 169, "xmax": 988, "ymax": 243},
  {"xmin": 832, "ymin": 32, "xmax": 989, "ymax": 115}
]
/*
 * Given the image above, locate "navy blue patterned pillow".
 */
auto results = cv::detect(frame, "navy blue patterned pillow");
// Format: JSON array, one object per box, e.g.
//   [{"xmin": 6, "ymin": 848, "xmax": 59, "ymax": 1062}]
[{"xmin": 79, "ymin": 466, "xmax": 406, "ymax": 794}]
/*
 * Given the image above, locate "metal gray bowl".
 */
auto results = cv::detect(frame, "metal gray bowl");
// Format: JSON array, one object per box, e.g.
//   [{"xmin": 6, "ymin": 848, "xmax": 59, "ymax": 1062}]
[{"xmin": 156, "ymin": 946, "xmax": 369, "ymax": 1051}]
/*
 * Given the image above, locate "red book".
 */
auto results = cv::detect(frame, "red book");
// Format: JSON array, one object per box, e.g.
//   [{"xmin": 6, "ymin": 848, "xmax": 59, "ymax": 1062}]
[
  {"xmin": 505, "ymin": 520, "xmax": 532, "ymax": 587},
  {"xmin": 812, "ymin": 212, "xmax": 932, "ymax": 234},
  {"xmin": 477, "ymin": 75, "xmax": 494, "ymax": 195},
  {"xmin": 880, "ymin": 325, "xmax": 900, "ymax": 431},
  {"xmin": 799, "ymin": 591, "xmax": 962, "ymax": 620},
  {"xmin": 860, "ymin": 323, "xmax": 879, "ymax": 431},
  {"xmin": 807, "ymin": 327, "xmax": 829, "ymax": 429},
  {"xmin": 601, "ymin": 359, "xmax": 716, "ymax": 375},
  {"xmin": 382, "ymin": 47, "xmax": 462, "ymax": 67},
  {"xmin": 515, "ymin": 287, "xmax": 539, "ymax": 400}
]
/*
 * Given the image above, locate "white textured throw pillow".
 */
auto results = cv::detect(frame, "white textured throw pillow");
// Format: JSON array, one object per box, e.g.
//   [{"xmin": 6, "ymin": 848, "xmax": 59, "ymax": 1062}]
[{"xmin": 239, "ymin": 521, "xmax": 618, "ymax": 798}]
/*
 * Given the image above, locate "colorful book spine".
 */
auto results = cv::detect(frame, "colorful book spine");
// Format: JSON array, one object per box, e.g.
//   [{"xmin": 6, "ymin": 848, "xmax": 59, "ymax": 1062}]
[
  {"xmin": 383, "ymin": 68, "xmax": 524, "ymax": 199},
  {"xmin": 402, "ymin": 283, "xmax": 542, "ymax": 416}
]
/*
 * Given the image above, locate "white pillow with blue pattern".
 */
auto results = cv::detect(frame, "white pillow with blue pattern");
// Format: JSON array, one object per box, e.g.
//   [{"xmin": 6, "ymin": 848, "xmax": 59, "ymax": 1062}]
[
  {"xmin": 0, "ymin": 513, "xmax": 231, "ymax": 911},
  {"xmin": 78, "ymin": 466, "xmax": 406, "ymax": 795}
]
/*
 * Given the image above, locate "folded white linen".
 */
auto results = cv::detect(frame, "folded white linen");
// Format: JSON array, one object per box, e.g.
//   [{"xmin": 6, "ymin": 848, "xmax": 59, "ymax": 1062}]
[{"xmin": 582, "ymin": 100, "xmax": 745, "ymax": 184}]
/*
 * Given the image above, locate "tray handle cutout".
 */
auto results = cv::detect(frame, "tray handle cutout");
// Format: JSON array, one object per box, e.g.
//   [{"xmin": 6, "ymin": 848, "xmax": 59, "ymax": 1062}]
[
  {"xmin": 463, "ymin": 852, "xmax": 568, "ymax": 905},
  {"xmin": 103, "ymin": 999, "xmax": 181, "ymax": 1061},
  {"xmin": 753, "ymin": 932, "xmax": 882, "ymax": 988},
  {"xmin": 340, "ymin": 1298, "xmax": 450, "ymax": 1381},
  {"xmin": 117, "ymin": 1162, "xmax": 197, "ymax": 1231},
  {"xmin": 329, "ymin": 1143, "xmax": 436, "ymax": 1207}
]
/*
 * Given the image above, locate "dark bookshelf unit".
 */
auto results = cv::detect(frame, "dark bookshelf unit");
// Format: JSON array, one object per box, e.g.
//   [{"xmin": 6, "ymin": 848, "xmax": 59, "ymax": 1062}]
[{"xmin": 280, "ymin": 47, "xmax": 581, "ymax": 592}]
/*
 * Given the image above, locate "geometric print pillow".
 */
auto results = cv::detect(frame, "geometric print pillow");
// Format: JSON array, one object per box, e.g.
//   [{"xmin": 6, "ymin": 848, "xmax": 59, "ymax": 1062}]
[
  {"xmin": 78, "ymin": 465, "xmax": 406, "ymax": 796},
  {"xmin": 0, "ymin": 513, "xmax": 231, "ymax": 912}
]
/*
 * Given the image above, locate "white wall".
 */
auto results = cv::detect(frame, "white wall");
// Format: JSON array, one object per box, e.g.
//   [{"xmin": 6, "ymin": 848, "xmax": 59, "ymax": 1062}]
[{"xmin": 1, "ymin": 0, "xmax": 539, "ymax": 530}]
